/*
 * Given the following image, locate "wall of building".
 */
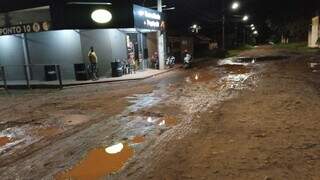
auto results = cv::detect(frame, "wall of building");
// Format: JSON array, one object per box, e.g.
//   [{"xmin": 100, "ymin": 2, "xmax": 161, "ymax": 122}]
[
  {"xmin": 146, "ymin": 32, "xmax": 158, "ymax": 59},
  {"xmin": 79, "ymin": 29, "xmax": 127, "ymax": 77},
  {"xmin": 0, "ymin": 29, "xmax": 128, "ymax": 81},
  {"xmin": 0, "ymin": 34, "xmax": 26, "ymax": 80},
  {"xmin": 309, "ymin": 16, "xmax": 320, "ymax": 48},
  {"xmin": 27, "ymin": 30, "xmax": 83, "ymax": 80}
]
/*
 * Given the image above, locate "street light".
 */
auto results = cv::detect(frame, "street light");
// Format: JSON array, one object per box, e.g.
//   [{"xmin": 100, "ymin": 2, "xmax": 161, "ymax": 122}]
[
  {"xmin": 253, "ymin": 30, "xmax": 258, "ymax": 35},
  {"xmin": 242, "ymin": 15, "xmax": 249, "ymax": 21},
  {"xmin": 231, "ymin": 2, "xmax": 240, "ymax": 10},
  {"xmin": 163, "ymin": 7, "xmax": 175, "ymax": 11},
  {"xmin": 222, "ymin": 1, "xmax": 241, "ymax": 50},
  {"xmin": 191, "ymin": 24, "xmax": 201, "ymax": 33},
  {"xmin": 250, "ymin": 24, "xmax": 254, "ymax": 27},
  {"xmin": 251, "ymin": 26, "xmax": 255, "ymax": 30}
]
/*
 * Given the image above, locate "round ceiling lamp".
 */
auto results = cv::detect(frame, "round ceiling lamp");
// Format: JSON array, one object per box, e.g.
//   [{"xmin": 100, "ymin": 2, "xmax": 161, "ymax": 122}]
[{"xmin": 91, "ymin": 9, "xmax": 112, "ymax": 24}]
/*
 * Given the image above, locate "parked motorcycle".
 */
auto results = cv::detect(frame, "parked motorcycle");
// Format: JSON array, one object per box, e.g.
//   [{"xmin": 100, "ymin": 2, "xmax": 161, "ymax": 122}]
[
  {"xmin": 166, "ymin": 56, "xmax": 176, "ymax": 68},
  {"xmin": 183, "ymin": 53, "xmax": 192, "ymax": 69}
]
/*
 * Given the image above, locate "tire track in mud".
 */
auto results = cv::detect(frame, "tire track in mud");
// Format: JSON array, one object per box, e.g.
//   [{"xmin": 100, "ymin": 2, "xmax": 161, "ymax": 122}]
[{"xmin": 111, "ymin": 61, "xmax": 262, "ymax": 180}]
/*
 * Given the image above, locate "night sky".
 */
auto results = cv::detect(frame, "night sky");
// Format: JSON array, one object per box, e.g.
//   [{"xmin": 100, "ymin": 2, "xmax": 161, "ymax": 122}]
[
  {"xmin": 135, "ymin": 0, "xmax": 320, "ymax": 42},
  {"xmin": 2, "ymin": 0, "xmax": 320, "ymax": 42}
]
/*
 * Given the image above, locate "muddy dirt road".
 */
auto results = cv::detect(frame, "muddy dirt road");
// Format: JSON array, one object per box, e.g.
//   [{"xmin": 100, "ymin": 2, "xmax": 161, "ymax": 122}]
[{"xmin": 0, "ymin": 46, "xmax": 320, "ymax": 180}]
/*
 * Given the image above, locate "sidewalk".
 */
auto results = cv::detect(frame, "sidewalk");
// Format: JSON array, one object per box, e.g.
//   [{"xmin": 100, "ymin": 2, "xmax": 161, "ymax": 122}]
[{"xmin": 1, "ymin": 67, "xmax": 180, "ymax": 89}]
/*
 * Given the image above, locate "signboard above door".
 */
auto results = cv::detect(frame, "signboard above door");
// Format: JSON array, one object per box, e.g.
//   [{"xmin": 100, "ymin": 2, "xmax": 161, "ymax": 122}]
[
  {"xmin": 0, "ymin": 21, "xmax": 51, "ymax": 36},
  {"xmin": 133, "ymin": 5, "xmax": 164, "ymax": 31}
]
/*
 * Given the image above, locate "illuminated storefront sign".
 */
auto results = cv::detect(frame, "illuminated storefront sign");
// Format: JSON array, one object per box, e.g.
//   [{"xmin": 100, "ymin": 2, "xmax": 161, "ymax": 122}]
[
  {"xmin": 0, "ymin": 21, "xmax": 50, "ymax": 36},
  {"xmin": 0, "ymin": 2, "xmax": 162, "ymax": 36},
  {"xmin": 133, "ymin": 5, "xmax": 163, "ymax": 30}
]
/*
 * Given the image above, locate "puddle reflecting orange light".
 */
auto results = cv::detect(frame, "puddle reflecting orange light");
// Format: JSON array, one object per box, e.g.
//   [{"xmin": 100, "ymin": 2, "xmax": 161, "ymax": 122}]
[
  {"xmin": 131, "ymin": 136, "xmax": 145, "ymax": 144},
  {"xmin": 55, "ymin": 143, "xmax": 134, "ymax": 180},
  {"xmin": 0, "ymin": 136, "xmax": 11, "ymax": 147},
  {"xmin": 158, "ymin": 116, "xmax": 178, "ymax": 127}
]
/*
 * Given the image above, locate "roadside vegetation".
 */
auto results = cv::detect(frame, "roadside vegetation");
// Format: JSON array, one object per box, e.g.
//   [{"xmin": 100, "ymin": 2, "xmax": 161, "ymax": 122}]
[
  {"xmin": 227, "ymin": 44, "xmax": 254, "ymax": 57},
  {"xmin": 272, "ymin": 42, "xmax": 319, "ymax": 54}
]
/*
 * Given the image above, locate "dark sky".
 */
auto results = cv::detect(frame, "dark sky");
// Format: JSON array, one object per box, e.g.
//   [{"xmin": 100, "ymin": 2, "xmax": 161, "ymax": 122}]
[
  {"xmin": 3, "ymin": 0, "xmax": 320, "ymax": 41},
  {"xmin": 135, "ymin": 0, "xmax": 320, "ymax": 41}
]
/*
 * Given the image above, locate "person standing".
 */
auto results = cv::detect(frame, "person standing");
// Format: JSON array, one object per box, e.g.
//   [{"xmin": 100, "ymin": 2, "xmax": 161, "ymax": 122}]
[{"xmin": 88, "ymin": 46, "xmax": 98, "ymax": 80}]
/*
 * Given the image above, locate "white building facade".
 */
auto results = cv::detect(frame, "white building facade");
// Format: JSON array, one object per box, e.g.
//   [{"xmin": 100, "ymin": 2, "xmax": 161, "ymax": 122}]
[{"xmin": 308, "ymin": 16, "xmax": 320, "ymax": 48}]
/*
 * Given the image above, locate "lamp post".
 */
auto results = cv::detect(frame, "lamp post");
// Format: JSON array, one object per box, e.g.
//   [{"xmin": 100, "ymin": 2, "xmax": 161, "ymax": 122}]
[
  {"xmin": 242, "ymin": 15, "xmax": 249, "ymax": 22},
  {"xmin": 222, "ymin": 1, "xmax": 240, "ymax": 50},
  {"xmin": 157, "ymin": 0, "xmax": 165, "ymax": 70}
]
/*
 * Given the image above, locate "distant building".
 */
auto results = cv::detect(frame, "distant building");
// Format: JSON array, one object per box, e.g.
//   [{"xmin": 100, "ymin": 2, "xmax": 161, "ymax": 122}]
[
  {"xmin": 308, "ymin": 16, "xmax": 320, "ymax": 48},
  {"xmin": 167, "ymin": 36, "xmax": 194, "ymax": 63}
]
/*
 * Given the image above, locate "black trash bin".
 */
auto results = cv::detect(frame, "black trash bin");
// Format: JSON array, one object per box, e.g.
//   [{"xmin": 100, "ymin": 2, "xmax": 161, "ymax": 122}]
[
  {"xmin": 111, "ymin": 62, "xmax": 123, "ymax": 77},
  {"xmin": 44, "ymin": 65, "xmax": 57, "ymax": 81},
  {"xmin": 74, "ymin": 63, "xmax": 88, "ymax": 81}
]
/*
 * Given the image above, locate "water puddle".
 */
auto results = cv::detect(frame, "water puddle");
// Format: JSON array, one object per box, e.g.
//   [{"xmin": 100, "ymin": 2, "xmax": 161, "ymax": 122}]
[
  {"xmin": 219, "ymin": 73, "xmax": 253, "ymax": 90},
  {"xmin": 218, "ymin": 57, "xmax": 250, "ymax": 66},
  {"xmin": 310, "ymin": 63, "xmax": 320, "ymax": 72},
  {"xmin": 185, "ymin": 71, "xmax": 217, "ymax": 84},
  {"xmin": 63, "ymin": 114, "xmax": 90, "ymax": 126},
  {"xmin": 158, "ymin": 116, "xmax": 178, "ymax": 127},
  {"xmin": 127, "ymin": 93, "xmax": 162, "ymax": 112},
  {"xmin": 0, "ymin": 127, "xmax": 27, "ymax": 153},
  {"xmin": 131, "ymin": 136, "xmax": 145, "ymax": 144},
  {"xmin": 0, "ymin": 136, "xmax": 11, "ymax": 147},
  {"xmin": 55, "ymin": 143, "xmax": 134, "ymax": 180},
  {"xmin": 222, "ymin": 64, "xmax": 250, "ymax": 74}
]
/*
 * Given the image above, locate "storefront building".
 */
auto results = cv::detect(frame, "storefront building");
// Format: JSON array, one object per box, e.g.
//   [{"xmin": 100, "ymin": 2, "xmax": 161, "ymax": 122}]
[
  {"xmin": 0, "ymin": 0, "xmax": 165, "ymax": 81},
  {"xmin": 308, "ymin": 16, "xmax": 320, "ymax": 48}
]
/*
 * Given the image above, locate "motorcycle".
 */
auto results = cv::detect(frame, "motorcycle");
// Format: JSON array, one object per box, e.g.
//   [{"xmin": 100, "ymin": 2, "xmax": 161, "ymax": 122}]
[
  {"xmin": 183, "ymin": 53, "xmax": 192, "ymax": 69},
  {"xmin": 166, "ymin": 56, "xmax": 175, "ymax": 68}
]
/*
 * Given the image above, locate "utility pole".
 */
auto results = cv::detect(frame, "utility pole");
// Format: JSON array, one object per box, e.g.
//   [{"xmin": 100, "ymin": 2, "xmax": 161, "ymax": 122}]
[
  {"xmin": 157, "ymin": 0, "xmax": 165, "ymax": 70},
  {"xmin": 243, "ymin": 27, "xmax": 246, "ymax": 44},
  {"xmin": 221, "ymin": 0, "xmax": 226, "ymax": 50},
  {"xmin": 222, "ymin": 14, "xmax": 225, "ymax": 50}
]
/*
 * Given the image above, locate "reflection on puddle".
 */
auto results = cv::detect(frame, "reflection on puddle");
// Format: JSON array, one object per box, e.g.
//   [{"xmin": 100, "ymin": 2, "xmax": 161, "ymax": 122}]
[
  {"xmin": 220, "ymin": 73, "xmax": 252, "ymax": 90},
  {"xmin": 195, "ymin": 74, "xmax": 199, "ymax": 81},
  {"xmin": 159, "ymin": 116, "xmax": 177, "ymax": 127},
  {"xmin": 55, "ymin": 143, "xmax": 134, "ymax": 180},
  {"xmin": 105, "ymin": 143, "xmax": 124, "ymax": 154},
  {"xmin": 310, "ymin": 62, "xmax": 320, "ymax": 73},
  {"xmin": 218, "ymin": 57, "xmax": 250, "ymax": 66},
  {"xmin": 186, "ymin": 71, "xmax": 217, "ymax": 83},
  {"xmin": 310, "ymin": 63, "xmax": 319, "ymax": 68},
  {"xmin": 0, "ymin": 127, "xmax": 27, "ymax": 153},
  {"xmin": 127, "ymin": 93, "xmax": 162, "ymax": 112},
  {"xmin": 147, "ymin": 116, "xmax": 156, "ymax": 123},
  {"xmin": 0, "ymin": 136, "xmax": 11, "ymax": 147}
]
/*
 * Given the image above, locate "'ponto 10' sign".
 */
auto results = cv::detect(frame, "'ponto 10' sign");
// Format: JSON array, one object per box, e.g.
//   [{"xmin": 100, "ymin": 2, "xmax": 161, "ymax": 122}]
[
  {"xmin": 0, "ymin": 21, "xmax": 50, "ymax": 36},
  {"xmin": 133, "ymin": 5, "xmax": 162, "ymax": 30}
]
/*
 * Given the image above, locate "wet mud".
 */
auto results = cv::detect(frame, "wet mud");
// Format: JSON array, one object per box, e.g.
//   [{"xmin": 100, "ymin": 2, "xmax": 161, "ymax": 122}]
[
  {"xmin": 34, "ymin": 127, "xmax": 63, "ymax": 138},
  {"xmin": 2, "ymin": 46, "xmax": 319, "ymax": 180}
]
